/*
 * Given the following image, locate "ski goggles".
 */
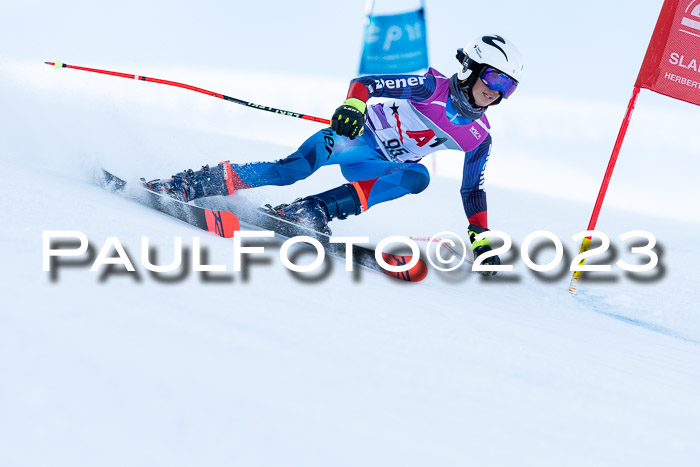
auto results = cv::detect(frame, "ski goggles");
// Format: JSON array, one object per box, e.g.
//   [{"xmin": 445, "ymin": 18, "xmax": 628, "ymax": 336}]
[{"xmin": 480, "ymin": 67, "xmax": 518, "ymax": 99}]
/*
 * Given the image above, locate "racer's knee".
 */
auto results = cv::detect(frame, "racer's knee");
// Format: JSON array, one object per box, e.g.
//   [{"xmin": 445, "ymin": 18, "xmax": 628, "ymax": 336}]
[{"xmin": 403, "ymin": 164, "xmax": 430, "ymax": 194}]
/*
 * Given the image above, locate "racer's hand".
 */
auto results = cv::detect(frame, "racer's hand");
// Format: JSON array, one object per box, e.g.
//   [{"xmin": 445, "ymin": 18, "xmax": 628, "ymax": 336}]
[
  {"xmin": 468, "ymin": 224, "xmax": 501, "ymax": 276},
  {"xmin": 330, "ymin": 98, "xmax": 366, "ymax": 139}
]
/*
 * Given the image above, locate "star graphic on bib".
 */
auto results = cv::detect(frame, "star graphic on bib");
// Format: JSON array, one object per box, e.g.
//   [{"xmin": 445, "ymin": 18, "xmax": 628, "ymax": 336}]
[{"xmin": 390, "ymin": 102, "xmax": 400, "ymax": 115}]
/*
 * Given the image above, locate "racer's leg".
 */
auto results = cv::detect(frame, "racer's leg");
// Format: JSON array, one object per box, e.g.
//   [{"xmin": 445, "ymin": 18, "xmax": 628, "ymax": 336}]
[{"xmin": 144, "ymin": 128, "xmax": 381, "ymax": 201}]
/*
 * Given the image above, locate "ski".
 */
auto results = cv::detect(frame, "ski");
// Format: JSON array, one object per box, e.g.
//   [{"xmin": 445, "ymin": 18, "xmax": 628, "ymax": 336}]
[
  {"xmin": 246, "ymin": 204, "xmax": 428, "ymax": 282},
  {"xmin": 100, "ymin": 169, "xmax": 240, "ymax": 237},
  {"xmin": 97, "ymin": 169, "xmax": 427, "ymax": 282}
]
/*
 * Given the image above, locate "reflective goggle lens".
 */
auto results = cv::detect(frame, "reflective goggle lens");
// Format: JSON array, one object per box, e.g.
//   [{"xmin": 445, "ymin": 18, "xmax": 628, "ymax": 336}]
[{"xmin": 480, "ymin": 67, "xmax": 518, "ymax": 99}]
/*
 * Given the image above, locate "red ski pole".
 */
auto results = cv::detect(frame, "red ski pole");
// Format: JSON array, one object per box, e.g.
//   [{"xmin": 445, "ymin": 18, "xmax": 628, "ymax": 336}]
[{"xmin": 45, "ymin": 60, "xmax": 331, "ymax": 125}]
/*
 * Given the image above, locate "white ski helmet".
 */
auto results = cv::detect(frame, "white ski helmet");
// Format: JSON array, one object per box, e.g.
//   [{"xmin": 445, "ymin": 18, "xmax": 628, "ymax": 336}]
[{"xmin": 457, "ymin": 34, "xmax": 524, "ymax": 83}]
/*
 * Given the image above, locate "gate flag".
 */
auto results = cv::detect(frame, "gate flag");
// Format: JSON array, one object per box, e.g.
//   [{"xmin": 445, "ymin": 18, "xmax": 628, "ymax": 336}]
[
  {"xmin": 636, "ymin": 0, "xmax": 700, "ymax": 106},
  {"xmin": 570, "ymin": 0, "xmax": 700, "ymax": 295},
  {"xmin": 359, "ymin": 3, "xmax": 429, "ymax": 74}
]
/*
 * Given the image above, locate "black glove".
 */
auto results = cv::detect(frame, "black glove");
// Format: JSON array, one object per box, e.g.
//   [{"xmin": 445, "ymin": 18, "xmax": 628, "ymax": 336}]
[
  {"xmin": 468, "ymin": 224, "xmax": 500, "ymax": 276},
  {"xmin": 331, "ymin": 98, "xmax": 366, "ymax": 139}
]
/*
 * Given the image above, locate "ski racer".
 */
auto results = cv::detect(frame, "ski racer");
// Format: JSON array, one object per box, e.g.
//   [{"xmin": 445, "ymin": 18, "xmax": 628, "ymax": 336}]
[{"xmin": 144, "ymin": 34, "xmax": 524, "ymax": 272}]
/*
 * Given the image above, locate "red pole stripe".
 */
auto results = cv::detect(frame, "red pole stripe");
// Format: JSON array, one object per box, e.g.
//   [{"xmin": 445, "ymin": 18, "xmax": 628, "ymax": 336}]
[{"xmin": 302, "ymin": 115, "xmax": 332, "ymax": 124}]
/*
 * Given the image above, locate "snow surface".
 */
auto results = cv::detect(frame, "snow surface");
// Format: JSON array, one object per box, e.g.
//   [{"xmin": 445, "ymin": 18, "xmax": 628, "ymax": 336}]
[{"xmin": 3, "ymin": 2, "xmax": 700, "ymax": 466}]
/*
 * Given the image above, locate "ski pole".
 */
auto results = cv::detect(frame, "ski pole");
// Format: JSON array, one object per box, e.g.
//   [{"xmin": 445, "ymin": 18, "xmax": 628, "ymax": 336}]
[{"xmin": 44, "ymin": 60, "xmax": 331, "ymax": 125}]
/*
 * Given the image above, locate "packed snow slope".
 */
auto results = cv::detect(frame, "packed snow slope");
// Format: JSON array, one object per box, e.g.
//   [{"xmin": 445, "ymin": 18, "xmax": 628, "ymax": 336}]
[{"xmin": 2, "ymin": 59, "xmax": 700, "ymax": 467}]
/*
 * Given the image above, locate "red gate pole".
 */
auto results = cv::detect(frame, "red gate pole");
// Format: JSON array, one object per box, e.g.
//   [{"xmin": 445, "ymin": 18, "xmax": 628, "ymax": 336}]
[{"xmin": 569, "ymin": 86, "xmax": 641, "ymax": 295}]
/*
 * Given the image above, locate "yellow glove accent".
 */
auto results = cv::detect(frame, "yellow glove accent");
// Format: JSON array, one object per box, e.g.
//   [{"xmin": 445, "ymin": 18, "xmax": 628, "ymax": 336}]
[
  {"xmin": 468, "ymin": 226, "xmax": 492, "ymax": 250},
  {"xmin": 344, "ymin": 98, "xmax": 367, "ymax": 114}
]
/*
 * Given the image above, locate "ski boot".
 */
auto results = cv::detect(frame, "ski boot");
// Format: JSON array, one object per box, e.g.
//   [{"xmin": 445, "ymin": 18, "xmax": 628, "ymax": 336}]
[
  {"xmin": 143, "ymin": 162, "xmax": 242, "ymax": 202},
  {"xmin": 267, "ymin": 197, "xmax": 333, "ymax": 235},
  {"xmin": 265, "ymin": 183, "xmax": 364, "ymax": 235}
]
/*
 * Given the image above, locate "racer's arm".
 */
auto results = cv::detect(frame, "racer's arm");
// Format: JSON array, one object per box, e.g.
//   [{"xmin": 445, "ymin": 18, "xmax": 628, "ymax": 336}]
[
  {"xmin": 346, "ymin": 74, "xmax": 437, "ymax": 103},
  {"xmin": 331, "ymin": 74, "xmax": 437, "ymax": 139},
  {"xmin": 460, "ymin": 135, "xmax": 491, "ymax": 229},
  {"xmin": 461, "ymin": 135, "xmax": 502, "ymax": 275}
]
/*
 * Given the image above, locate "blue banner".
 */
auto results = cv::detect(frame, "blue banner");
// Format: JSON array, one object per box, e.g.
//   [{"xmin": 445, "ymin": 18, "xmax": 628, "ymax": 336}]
[{"xmin": 359, "ymin": 8, "xmax": 429, "ymax": 75}]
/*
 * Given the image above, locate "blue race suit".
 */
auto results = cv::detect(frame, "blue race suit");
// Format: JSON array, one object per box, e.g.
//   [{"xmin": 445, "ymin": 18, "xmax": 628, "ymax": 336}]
[{"xmin": 230, "ymin": 67, "xmax": 492, "ymax": 228}]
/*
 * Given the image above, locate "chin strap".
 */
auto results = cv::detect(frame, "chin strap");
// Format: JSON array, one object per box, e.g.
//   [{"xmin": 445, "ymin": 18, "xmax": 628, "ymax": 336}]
[{"xmin": 463, "ymin": 83, "xmax": 479, "ymax": 109}]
